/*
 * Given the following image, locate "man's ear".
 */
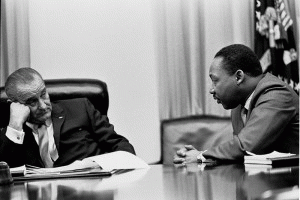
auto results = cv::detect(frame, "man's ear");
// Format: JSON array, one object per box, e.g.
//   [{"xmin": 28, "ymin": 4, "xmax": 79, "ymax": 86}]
[{"xmin": 235, "ymin": 70, "xmax": 245, "ymax": 85}]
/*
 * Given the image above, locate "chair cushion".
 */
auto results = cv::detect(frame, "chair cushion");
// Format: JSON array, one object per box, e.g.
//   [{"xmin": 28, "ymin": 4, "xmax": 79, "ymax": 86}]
[{"xmin": 161, "ymin": 115, "xmax": 233, "ymax": 165}]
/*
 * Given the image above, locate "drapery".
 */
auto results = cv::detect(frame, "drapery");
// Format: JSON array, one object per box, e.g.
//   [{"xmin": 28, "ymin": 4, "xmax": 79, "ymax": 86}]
[
  {"xmin": 1, "ymin": 0, "xmax": 298, "ymax": 120},
  {"xmin": 0, "ymin": 0, "xmax": 30, "ymax": 86},
  {"xmin": 155, "ymin": 0, "xmax": 255, "ymax": 120}
]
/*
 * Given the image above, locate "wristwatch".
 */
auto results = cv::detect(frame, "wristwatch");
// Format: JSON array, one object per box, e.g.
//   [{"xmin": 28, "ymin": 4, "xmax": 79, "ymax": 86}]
[{"xmin": 196, "ymin": 151, "xmax": 207, "ymax": 163}]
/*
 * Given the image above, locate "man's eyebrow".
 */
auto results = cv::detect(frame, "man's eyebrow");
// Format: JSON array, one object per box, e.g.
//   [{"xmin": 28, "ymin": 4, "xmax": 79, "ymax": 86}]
[{"xmin": 25, "ymin": 97, "xmax": 37, "ymax": 103}]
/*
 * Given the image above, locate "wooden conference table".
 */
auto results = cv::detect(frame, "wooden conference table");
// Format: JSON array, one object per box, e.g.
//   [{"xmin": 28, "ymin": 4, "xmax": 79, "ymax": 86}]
[{"xmin": 0, "ymin": 163, "xmax": 298, "ymax": 200}]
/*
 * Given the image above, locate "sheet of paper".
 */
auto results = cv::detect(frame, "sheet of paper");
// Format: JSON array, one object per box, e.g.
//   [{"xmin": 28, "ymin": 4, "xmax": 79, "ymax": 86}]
[
  {"xmin": 10, "ymin": 151, "xmax": 149, "ymax": 176},
  {"xmin": 85, "ymin": 151, "xmax": 150, "ymax": 170},
  {"xmin": 10, "ymin": 165, "xmax": 26, "ymax": 174},
  {"xmin": 27, "ymin": 159, "xmax": 99, "ymax": 174}
]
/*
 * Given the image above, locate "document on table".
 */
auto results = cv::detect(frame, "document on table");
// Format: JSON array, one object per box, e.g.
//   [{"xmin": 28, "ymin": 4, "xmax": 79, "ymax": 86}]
[
  {"xmin": 10, "ymin": 151, "xmax": 149, "ymax": 180},
  {"xmin": 244, "ymin": 151, "xmax": 298, "ymax": 166},
  {"xmin": 85, "ymin": 151, "xmax": 150, "ymax": 170}
]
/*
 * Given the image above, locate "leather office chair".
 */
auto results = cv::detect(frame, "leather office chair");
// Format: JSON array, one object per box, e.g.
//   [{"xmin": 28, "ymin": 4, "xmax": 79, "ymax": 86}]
[
  {"xmin": 0, "ymin": 78, "xmax": 109, "ymax": 128},
  {"xmin": 161, "ymin": 115, "xmax": 233, "ymax": 164}
]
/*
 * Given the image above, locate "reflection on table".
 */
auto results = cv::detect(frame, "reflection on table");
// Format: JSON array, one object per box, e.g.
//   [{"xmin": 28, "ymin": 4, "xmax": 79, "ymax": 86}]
[
  {"xmin": 167, "ymin": 163, "xmax": 298, "ymax": 200},
  {"xmin": 0, "ymin": 163, "xmax": 298, "ymax": 200}
]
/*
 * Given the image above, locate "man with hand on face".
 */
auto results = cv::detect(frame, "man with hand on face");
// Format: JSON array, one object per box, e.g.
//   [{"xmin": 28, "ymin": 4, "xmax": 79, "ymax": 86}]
[
  {"xmin": 174, "ymin": 44, "xmax": 299, "ymax": 164},
  {"xmin": 0, "ymin": 68, "xmax": 135, "ymax": 168}
]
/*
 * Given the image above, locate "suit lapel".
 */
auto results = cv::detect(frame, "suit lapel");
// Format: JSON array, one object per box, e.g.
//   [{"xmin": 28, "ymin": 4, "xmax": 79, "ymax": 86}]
[
  {"xmin": 231, "ymin": 74, "xmax": 269, "ymax": 135},
  {"xmin": 51, "ymin": 103, "xmax": 65, "ymax": 151},
  {"xmin": 232, "ymin": 105, "xmax": 245, "ymax": 134},
  {"xmin": 23, "ymin": 126, "xmax": 45, "ymax": 167}
]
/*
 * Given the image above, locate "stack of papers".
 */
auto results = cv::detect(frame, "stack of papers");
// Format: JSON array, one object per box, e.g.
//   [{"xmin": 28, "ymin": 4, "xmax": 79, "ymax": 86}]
[
  {"xmin": 244, "ymin": 151, "xmax": 298, "ymax": 166},
  {"xmin": 10, "ymin": 151, "xmax": 149, "ymax": 181}
]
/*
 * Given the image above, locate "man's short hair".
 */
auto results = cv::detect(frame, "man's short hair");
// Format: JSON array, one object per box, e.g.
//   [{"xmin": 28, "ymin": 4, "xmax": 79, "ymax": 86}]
[
  {"xmin": 214, "ymin": 44, "xmax": 263, "ymax": 77},
  {"xmin": 5, "ymin": 68, "xmax": 43, "ymax": 101}
]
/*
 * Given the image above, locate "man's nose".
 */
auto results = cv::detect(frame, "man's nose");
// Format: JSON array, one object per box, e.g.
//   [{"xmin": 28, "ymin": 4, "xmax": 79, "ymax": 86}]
[
  {"xmin": 209, "ymin": 87, "xmax": 215, "ymax": 94},
  {"xmin": 38, "ymin": 99, "xmax": 47, "ymax": 109}
]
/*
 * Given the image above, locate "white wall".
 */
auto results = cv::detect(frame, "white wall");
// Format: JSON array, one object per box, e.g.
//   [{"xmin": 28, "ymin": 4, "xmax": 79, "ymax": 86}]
[{"xmin": 28, "ymin": 0, "xmax": 160, "ymax": 163}]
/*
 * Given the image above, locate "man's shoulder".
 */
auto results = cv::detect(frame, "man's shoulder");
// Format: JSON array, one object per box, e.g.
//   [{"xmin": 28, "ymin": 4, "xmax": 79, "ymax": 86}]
[
  {"xmin": 260, "ymin": 73, "xmax": 284, "ymax": 85},
  {"xmin": 51, "ymin": 98, "xmax": 92, "ymax": 116},
  {"xmin": 256, "ymin": 73, "xmax": 296, "ymax": 94},
  {"xmin": 51, "ymin": 98, "xmax": 90, "ymax": 110},
  {"xmin": 52, "ymin": 97, "xmax": 88, "ymax": 105},
  {"xmin": 252, "ymin": 73, "xmax": 299, "ymax": 108}
]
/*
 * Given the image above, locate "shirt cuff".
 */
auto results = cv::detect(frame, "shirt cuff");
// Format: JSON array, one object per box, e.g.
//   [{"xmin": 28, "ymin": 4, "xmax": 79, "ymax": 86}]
[
  {"xmin": 196, "ymin": 150, "xmax": 207, "ymax": 163},
  {"xmin": 6, "ymin": 126, "xmax": 25, "ymax": 144}
]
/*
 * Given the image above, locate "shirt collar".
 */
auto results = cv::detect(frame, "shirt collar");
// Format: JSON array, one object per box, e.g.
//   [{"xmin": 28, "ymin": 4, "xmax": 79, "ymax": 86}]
[
  {"xmin": 244, "ymin": 91, "xmax": 254, "ymax": 110},
  {"xmin": 26, "ymin": 118, "xmax": 52, "ymax": 130}
]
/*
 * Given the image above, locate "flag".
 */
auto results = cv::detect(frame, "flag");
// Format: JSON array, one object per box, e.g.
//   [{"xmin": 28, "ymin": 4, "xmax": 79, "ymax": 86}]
[{"xmin": 254, "ymin": 0, "xmax": 299, "ymax": 93}]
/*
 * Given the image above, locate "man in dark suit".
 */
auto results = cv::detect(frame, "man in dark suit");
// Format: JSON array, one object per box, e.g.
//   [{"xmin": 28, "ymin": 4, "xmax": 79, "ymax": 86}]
[
  {"xmin": 0, "ymin": 68, "xmax": 135, "ymax": 168},
  {"xmin": 174, "ymin": 44, "xmax": 299, "ymax": 164}
]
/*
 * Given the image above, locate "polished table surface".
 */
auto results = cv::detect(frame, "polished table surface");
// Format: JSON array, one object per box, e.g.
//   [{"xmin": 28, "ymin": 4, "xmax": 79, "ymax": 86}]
[{"xmin": 0, "ymin": 163, "xmax": 298, "ymax": 200}]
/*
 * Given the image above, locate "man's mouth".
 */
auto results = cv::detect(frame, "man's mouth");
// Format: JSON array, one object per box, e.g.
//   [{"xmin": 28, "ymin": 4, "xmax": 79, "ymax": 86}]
[
  {"xmin": 37, "ymin": 108, "xmax": 50, "ymax": 117},
  {"xmin": 213, "ymin": 96, "xmax": 221, "ymax": 104}
]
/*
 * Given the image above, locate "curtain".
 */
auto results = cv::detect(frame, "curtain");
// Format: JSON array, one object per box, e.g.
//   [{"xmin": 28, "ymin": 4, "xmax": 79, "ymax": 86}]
[
  {"xmin": 0, "ymin": 0, "xmax": 30, "ymax": 86},
  {"xmin": 155, "ymin": 0, "xmax": 254, "ymax": 120}
]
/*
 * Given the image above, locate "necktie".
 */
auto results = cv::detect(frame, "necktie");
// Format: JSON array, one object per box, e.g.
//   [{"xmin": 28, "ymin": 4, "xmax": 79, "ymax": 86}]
[{"xmin": 38, "ymin": 125, "xmax": 54, "ymax": 168}]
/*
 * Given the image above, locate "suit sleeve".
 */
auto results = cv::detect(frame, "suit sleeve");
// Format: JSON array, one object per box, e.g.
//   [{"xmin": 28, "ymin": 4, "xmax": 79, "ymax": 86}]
[
  {"xmin": 203, "ymin": 85, "xmax": 298, "ymax": 161},
  {"xmin": 84, "ymin": 99, "xmax": 136, "ymax": 155},
  {"xmin": 0, "ymin": 127, "xmax": 27, "ymax": 167}
]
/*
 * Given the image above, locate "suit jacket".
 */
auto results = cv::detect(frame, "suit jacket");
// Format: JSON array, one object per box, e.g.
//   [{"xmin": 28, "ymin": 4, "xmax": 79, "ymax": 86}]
[
  {"xmin": 0, "ymin": 98, "xmax": 135, "ymax": 167},
  {"xmin": 203, "ymin": 73, "xmax": 299, "ymax": 161}
]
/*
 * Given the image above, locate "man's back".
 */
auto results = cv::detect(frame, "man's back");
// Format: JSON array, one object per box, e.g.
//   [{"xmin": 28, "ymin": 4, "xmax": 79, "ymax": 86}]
[{"xmin": 232, "ymin": 73, "xmax": 299, "ymax": 154}]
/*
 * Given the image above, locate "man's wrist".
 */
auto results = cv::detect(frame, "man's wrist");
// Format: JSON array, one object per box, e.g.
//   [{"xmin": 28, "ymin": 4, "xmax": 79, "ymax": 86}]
[
  {"xmin": 8, "ymin": 121, "xmax": 24, "ymax": 132},
  {"xmin": 196, "ymin": 150, "xmax": 207, "ymax": 163},
  {"xmin": 6, "ymin": 126, "xmax": 25, "ymax": 144}
]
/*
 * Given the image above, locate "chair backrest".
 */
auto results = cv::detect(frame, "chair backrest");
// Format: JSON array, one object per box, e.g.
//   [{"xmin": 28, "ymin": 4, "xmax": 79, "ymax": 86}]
[
  {"xmin": 160, "ymin": 115, "xmax": 233, "ymax": 165},
  {"xmin": 0, "ymin": 78, "xmax": 109, "ymax": 128}
]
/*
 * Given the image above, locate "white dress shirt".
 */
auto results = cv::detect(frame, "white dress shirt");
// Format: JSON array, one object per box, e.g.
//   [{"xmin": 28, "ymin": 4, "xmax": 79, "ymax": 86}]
[{"xmin": 5, "ymin": 119, "xmax": 59, "ymax": 162}]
